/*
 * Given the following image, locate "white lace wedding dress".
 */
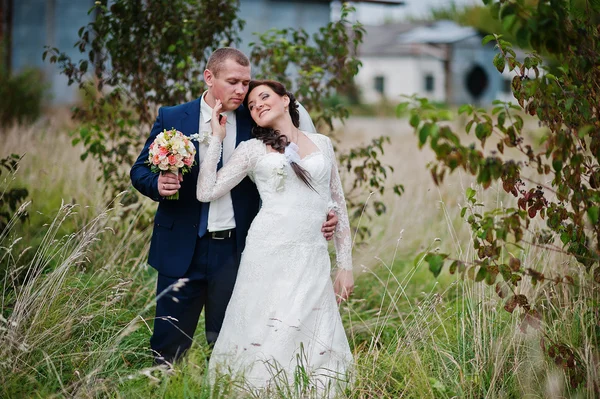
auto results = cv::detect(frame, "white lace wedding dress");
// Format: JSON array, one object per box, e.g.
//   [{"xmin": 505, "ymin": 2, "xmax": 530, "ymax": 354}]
[{"xmin": 196, "ymin": 132, "xmax": 353, "ymax": 395}]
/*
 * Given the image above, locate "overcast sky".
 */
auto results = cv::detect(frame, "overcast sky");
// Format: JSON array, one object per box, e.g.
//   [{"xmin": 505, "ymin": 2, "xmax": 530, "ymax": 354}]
[{"xmin": 351, "ymin": 0, "xmax": 479, "ymax": 24}]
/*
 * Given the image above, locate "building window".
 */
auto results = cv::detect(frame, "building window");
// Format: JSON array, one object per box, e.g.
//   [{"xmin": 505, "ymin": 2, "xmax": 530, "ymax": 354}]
[
  {"xmin": 424, "ymin": 74, "xmax": 435, "ymax": 93},
  {"xmin": 374, "ymin": 76, "xmax": 385, "ymax": 94},
  {"xmin": 502, "ymin": 78, "xmax": 512, "ymax": 94}
]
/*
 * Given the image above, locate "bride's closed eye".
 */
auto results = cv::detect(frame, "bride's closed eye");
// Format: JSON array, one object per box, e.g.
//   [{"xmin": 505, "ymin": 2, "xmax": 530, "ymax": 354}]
[{"xmin": 249, "ymin": 94, "xmax": 269, "ymax": 112}]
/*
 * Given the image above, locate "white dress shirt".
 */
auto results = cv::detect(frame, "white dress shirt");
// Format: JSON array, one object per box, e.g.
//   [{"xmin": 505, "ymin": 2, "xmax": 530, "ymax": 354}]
[{"xmin": 199, "ymin": 93, "xmax": 237, "ymax": 232}]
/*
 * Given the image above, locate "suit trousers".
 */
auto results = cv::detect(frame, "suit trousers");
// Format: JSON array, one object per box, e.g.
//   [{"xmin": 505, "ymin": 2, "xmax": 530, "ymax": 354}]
[{"xmin": 150, "ymin": 232, "xmax": 238, "ymax": 364}]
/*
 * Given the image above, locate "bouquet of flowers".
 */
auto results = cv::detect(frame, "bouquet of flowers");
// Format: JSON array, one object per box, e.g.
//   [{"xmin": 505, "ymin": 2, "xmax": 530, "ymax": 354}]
[{"xmin": 147, "ymin": 128, "xmax": 196, "ymax": 200}]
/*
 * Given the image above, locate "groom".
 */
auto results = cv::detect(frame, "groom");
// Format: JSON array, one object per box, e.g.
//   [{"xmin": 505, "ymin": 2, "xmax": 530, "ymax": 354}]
[{"xmin": 130, "ymin": 47, "xmax": 337, "ymax": 365}]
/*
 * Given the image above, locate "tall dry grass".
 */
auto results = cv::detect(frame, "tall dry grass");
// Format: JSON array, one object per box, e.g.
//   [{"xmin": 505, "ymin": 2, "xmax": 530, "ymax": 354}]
[{"xmin": 0, "ymin": 113, "xmax": 597, "ymax": 397}]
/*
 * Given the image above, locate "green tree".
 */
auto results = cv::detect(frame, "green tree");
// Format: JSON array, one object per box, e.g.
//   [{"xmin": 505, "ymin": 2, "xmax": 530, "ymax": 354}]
[
  {"xmin": 424, "ymin": 3, "xmax": 508, "ymax": 39},
  {"xmin": 401, "ymin": 0, "xmax": 599, "ymax": 391},
  {"xmin": 43, "ymin": 0, "xmax": 244, "ymax": 205},
  {"xmin": 0, "ymin": 43, "xmax": 48, "ymax": 126}
]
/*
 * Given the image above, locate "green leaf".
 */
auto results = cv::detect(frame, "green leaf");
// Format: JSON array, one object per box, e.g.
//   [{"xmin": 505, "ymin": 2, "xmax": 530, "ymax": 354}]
[
  {"xmin": 475, "ymin": 122, "xmax": 492, "ymax": 142},
  {"xmin": 413, "ymin": 251, "xmax": 426, "ymax": 267},
  {"xmin": 481, "ymin": 34, "xmax": 495, "ymax": 45},
  {"xmin": 466, "ymin": 187, "xmax": 477, "ymax": 200},
  {"xmin": 419, "ymin": 124, "xmax": 431, "ymax": 147},
  {"xmin": 425, "ymin": 253, "xmax": 447, "ymax": 278},
  {"xmin": 565, "ymin": 97, "xmax": 574, "ymax": 111},
  {"xmin": 552, "ymin": 159, "xmax": 563, "ymax": 173},
  {"xmin": 465, "ymin": 120, "xmax": 475, "ymax": 134},
  {"xmin": 493, "ymin": 53, "xmax": 506, "ymax": 73},
  {"xmin": 475, "ymin": 266, "xmax": 487, "ymax": 282},
  {"xmin": 409, "ymin": 113, "xmax": 420, "ymax": 128},
  {"xmin": 485, "ymin": 268, "xmax": 498, "ymax": 285},
  {"xmin": 578, "ymin": 125, "xmax": 593, "ymax": 138},
  {"xmin": 501, "ymin": 14, "xmax": 517, "ymax": 33},
  {"xmin": 396, "ymin": 102, "xmax": 409, "ymax": 117},
  {"xmin": 587, "ymin": 206, "xmax": 599, "ymax": 225},
  {"xmin": 458, "ymin": 104, "xmax": 473, "ymax": 115}
]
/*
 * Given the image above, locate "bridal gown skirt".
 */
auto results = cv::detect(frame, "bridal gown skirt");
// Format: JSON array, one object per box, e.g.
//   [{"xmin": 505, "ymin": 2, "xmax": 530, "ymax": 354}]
[{"xmin": 208, "ymin": 203, "xmax": 353, "ymax": 395}]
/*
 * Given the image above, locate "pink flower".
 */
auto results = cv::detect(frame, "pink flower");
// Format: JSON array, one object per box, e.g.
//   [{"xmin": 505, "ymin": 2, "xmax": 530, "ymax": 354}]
[
  {"xmin": 183, "ymin": 157, "xmax": 193, "ymax": 166},
  {"xmin": 168, "ymin": 154, "xmax": 177, "ymax": 165},
  {"xmin": 152, "ymin": 154, "xmax": 161, "ymax": 165}
]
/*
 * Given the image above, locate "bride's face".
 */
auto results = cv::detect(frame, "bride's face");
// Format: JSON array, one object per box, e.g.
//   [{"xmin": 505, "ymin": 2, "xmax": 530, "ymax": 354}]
[{"xmin": 246, "ymin": 85, "xmax": 290, "ymax": 128}]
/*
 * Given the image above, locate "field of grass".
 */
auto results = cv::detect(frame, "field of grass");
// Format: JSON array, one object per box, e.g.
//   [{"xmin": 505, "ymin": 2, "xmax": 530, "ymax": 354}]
[{"xmin": 0, "ymin": 112, "xmax": 598, "ymax": 398}]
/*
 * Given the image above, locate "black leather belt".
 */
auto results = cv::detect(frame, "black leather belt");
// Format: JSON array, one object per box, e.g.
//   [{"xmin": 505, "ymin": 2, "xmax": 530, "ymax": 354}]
[{"xmin": 209, "ymin": 229, "xmax": 235, "ymax": 240}]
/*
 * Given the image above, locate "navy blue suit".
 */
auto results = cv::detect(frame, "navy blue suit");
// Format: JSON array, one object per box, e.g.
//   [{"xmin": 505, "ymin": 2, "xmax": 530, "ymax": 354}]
[{"xmin": 130, "ymin": 98, "xmax": 260, "ymax": 363}]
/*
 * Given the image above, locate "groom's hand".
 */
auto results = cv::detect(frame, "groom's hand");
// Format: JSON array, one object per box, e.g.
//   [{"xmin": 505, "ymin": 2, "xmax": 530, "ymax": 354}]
[
  {"xmin": 321, "ymin": 211, "xmax": 338, "ymax": 241},
  {"xmin": 158, "ymin": 172, "xmax": 182, "ymax": 197}
]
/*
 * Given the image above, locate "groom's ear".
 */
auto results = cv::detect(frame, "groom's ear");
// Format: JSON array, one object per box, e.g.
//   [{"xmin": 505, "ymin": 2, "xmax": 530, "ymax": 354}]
[{"xmin": 204, "ymin": 69, "xmax": 213, "ymax": 87}]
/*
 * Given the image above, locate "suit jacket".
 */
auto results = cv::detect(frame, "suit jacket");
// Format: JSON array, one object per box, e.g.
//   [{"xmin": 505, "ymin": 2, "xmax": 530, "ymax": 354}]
[{"xmin": 130, "ymin": 98, "xmax": 260, "ymax": 278}]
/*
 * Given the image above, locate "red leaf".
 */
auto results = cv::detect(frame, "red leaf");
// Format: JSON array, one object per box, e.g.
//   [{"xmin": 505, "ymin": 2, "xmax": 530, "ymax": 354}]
[
  {"xmin": 504, "ymin": 295, "xmax": 518, "ymax": 313},
  {"xmin": 528, "ymin": 207, "xmax": 537, "ymax": 218}
]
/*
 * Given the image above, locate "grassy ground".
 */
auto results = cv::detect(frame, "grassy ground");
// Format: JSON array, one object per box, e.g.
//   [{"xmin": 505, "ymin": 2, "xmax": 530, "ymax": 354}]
[{"xmin": 0, "ymin": 113, "xmax": 598, "ymax": 398}]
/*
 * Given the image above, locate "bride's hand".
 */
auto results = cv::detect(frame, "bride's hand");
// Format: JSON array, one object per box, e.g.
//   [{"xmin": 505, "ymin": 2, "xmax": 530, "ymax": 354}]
[
  {"xmin": 334, "ymin": 269, "xmax": 354, "ymax": 304},
  {"xmin": 211, "ymin": 99, "xmax": 227, "ymax": 141}
]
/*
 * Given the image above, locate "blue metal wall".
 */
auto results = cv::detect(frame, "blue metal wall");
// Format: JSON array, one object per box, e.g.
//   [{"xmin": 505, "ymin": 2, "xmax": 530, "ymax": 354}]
[
  {"xmin": 9, "ymin": 0, "xmax": 331, "ymax": 104},
  {"xmin": 237, "ymin": 0, "xmax": 330, "ymax": 54},
  {"xmin": 11, "ymin": 0, "xmax": 95, "ymax": 103}
]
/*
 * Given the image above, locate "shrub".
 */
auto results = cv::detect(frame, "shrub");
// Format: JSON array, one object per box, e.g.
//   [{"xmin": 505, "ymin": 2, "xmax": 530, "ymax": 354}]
[{"xmin": 0, "ymin": 66, "xmax": 48, "ymax": 126}]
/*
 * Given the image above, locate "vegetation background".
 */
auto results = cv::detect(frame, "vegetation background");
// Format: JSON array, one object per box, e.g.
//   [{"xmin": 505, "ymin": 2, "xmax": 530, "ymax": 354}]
[{"xmin": 0, "ymin": 0, "xmax": 598, "ymax": 398}]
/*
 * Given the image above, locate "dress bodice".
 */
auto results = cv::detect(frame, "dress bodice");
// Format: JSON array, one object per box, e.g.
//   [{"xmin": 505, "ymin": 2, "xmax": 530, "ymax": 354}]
[{"xmin": 197, "ymin": 133, "xmax": 352, "ymax": 270}]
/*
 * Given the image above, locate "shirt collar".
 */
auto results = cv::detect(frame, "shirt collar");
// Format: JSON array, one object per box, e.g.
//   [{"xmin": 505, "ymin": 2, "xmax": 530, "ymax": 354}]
[{"xmin": 201, "ymin": 91, "xmax": 234, "ymax": 125}]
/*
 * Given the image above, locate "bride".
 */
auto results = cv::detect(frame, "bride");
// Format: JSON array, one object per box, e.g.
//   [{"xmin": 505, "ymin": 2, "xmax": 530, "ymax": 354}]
[{"xmin": 196, "ymin": 80, "xmax": 354, "ymax": 395}]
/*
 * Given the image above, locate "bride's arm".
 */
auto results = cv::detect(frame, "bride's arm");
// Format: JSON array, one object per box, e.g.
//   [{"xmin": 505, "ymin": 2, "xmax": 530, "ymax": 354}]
[
  {"xmin": 196, "ymin": 136, "xmax": 259, "ymax": 202},
  {"xmin": 326, "ymin": 137, "xmax": 354, "ymax": 302}
]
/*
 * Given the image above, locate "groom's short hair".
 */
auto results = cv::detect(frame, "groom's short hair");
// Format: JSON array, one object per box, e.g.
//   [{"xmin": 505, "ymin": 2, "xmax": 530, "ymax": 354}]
[{"xmin": 206, "ymin": 47, "xmax": 250, "ymax": 77}]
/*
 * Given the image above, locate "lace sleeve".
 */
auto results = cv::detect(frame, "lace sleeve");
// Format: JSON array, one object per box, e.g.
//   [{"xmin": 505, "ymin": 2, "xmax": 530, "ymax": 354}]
[
  {"xmin": 326, "ymin": 137, "xmax": 353, "ymax": 271},
  {"xmin": 197, "ymin": 137, "xmax": 262, "ymax": 202}
]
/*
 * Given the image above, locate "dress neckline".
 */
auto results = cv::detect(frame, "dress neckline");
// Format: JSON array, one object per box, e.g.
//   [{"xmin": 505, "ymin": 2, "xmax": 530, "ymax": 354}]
[{"xmin": 263, "ymin": 131, "xmax": 322, "ymax": 161}]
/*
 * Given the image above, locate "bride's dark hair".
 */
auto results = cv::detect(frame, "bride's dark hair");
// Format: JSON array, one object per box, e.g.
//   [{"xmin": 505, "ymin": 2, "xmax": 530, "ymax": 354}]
[{"xmin": 244, "ymin": 80, "xmax": 315, "ymax": 192}]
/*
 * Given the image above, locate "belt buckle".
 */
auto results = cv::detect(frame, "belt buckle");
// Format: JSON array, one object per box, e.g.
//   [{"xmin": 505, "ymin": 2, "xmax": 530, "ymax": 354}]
[{"xmin": 211, "ymin": 230, "xmax": 231, "ymax": 240}]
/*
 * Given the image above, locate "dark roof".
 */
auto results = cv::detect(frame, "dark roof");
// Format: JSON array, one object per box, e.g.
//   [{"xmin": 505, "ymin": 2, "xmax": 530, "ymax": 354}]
[
  {"xmin": 358, "ymin": 20, "xmax": 481, "ymax": 58},
  {"xmin": 351, "ymin": 0, "xmax": 405, "ymax": 4}
]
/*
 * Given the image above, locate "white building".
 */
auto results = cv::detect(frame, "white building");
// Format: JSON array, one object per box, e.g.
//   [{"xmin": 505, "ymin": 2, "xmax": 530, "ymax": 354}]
[{"xmin": 356, "ymin": 20, "xmax": 518, "ymax": 106}]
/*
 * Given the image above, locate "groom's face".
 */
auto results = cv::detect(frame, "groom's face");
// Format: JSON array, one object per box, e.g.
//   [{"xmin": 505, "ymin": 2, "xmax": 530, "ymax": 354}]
[{"xmin": 205, "ymin": 58, "xmax": 251, "ymax": 112}]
